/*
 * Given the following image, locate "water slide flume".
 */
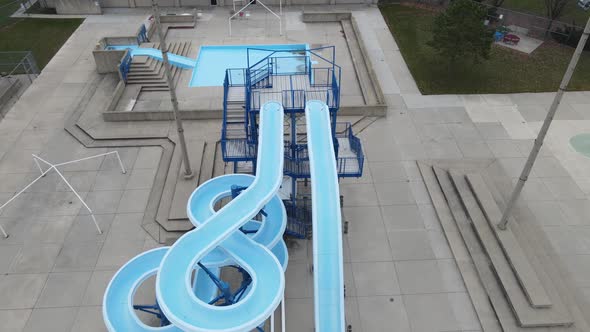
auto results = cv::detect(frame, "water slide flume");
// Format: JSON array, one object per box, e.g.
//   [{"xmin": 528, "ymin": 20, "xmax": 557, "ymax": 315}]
[
  {"xmin": 103, "ymin": 102, "xmax": 286, "ymax": 331},
  {"xmin": 131, "ymin": 47, "xmax": 196, "ymax": 68},
  {"xmin": 306, "ymin": 100, "xmax": 346, "ymax": 332},
  {"xmin": 103, "ymin": 100, "xmax": 346, "ymax": 331}
]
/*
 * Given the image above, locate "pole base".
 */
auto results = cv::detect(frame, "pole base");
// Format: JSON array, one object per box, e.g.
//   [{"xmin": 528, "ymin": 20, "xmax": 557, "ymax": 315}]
[{"xmin": 183, "ymin": 170, "xmax": 195, "ymax": 180}]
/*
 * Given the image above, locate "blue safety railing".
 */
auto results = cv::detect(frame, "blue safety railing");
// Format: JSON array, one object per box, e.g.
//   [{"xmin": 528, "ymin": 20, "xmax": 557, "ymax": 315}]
[
  {"xmin": 283, "ymin": 199, "xmax": 312, "ymax": 239},
  {"xmin": 136, "ymin": 24, "xmax": 149, "ymax": 44},
  {"xmin": 282, "ymin": 124, "xmax": 363, "ymax": 178},
  {"xmin": 271, "ymin": 56, "xmax": 309, "ymax": 76},
  {"xmin": 119, "ymin": 50, "xmax": 132, "ymax": 82},
  {"xmin": 219, "ymin": 45, "xmax": 362, "ymax": 245},
  {"xmin": 249, "ymin": 88, "xmax": 337, "ymax": 113},
  {"xmin": 226, "ymin": 68, "xmax": 247, "ymax": 86},
  {"xmin": 336, "ymin": 123, "xmax": 364, "ymax": 177},
  {"xmin": 221, "ymin": 138, "xmax": 257, "ymax": 161}
]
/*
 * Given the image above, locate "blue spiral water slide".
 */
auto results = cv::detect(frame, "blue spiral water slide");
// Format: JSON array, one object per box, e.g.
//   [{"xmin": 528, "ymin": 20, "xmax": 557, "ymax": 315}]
[
  {"xmin": 103, "ymin": 101, "xmax": 287, "ymax": 331},
  {"xmin": 103, "ymin": 100, "xmax": 346, "ymax": 331}
]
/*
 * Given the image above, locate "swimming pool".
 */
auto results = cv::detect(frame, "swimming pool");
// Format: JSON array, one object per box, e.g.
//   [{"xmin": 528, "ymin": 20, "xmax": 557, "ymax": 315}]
[
  {"xmin": 105, "ymin": 45, "xmax": 139, "ymax": 51},
  {"xmin": 189, "ymin": 44, "xmax": 308, "ymax": 87}
]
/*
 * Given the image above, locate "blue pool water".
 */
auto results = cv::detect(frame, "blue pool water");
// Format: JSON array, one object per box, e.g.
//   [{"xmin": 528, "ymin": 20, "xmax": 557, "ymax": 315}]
[
  {"xmin": 189, "ymin": 44, "xmax": 308, "ymax": 87},
  {"xmin": 105, "ymin": 45, "xmax": 139, "ymax": 51}
]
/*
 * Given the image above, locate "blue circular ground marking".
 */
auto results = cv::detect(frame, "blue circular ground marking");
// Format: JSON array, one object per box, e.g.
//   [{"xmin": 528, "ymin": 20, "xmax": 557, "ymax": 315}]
[{"xmin": 570, "ymin": 134, "xmax": 590, "ymax": 158}]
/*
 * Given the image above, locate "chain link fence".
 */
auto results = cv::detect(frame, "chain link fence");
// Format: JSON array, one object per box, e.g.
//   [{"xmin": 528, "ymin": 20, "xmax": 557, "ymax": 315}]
[
  {"xmin": 0, "ymin": 51, "xmax": 38, "ymax": 78},
  {"xmin": 0, "ymin": 51, "xmax": 38, "ymax": 116},
  {"xmin": 0, "ymin": 0, "xmax": 35, "ymax": 27},
  {"xmin": 380, "ymin": 1, "xmax": 588, "ymax": 43}
]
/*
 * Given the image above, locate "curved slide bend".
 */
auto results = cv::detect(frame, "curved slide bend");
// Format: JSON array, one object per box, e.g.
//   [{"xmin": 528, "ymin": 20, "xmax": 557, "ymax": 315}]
[
  {"xmin": 103, "ymin": 101, "xmax": 287, "ymax": 332},
  {"xmin": 306, "ymin": 100, "xmax": 346, "ymax": 332}
]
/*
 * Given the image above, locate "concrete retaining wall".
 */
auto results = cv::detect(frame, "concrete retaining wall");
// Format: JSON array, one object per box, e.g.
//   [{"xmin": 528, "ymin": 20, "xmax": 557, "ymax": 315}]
[
  {"xmin": 302, "ymin": 11, "xmax": 351, "ymax": 22},
  {"xmin": 103, "ymin": 105, "xmax": 385, "ymax": 121},
  {"xmin": 93, "ymin": 49, "xmax": 127, "ymax": 74},
  {"xmin": 350, "ymin": 15, "xmax": 385, "ymax": 105},
  {"xmin": 160, "ymin": 14, "xmax": 195, "ymax": 23},
  {"xmin": 304, "ymin": 11, "xmax": 387, "ymax": 114},
  {"xmin": 106, "ymin": 80, "xmax": 127, "ymax": 112},
  {"xmin": 55, "ymin": 0, "xmax": 101, "ymax": 14}
]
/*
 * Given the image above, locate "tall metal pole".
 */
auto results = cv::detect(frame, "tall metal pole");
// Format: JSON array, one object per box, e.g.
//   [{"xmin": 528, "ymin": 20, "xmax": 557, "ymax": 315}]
[
  {"xmin": 152, "ymin": 0, "xmax": 194, "ymax": 179},
  {"xmin": 498, "ymin": 17, "xmax": 590, "ymax": 230}
]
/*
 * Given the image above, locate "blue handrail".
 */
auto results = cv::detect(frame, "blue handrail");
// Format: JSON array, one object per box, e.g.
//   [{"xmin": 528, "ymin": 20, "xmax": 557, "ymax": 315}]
[
  {"xmin": 119, "ymin": 50, "xmax": 132, "ymax": 82},
  {"xmin": 136, "ymin": 24, "xmax": 148, "ymax": 44}
]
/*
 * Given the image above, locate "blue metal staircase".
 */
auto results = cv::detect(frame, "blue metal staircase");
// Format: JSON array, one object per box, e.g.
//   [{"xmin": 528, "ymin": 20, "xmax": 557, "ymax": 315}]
[{"xmin": 220, "ymin": 46, "xmax": 364, "ymax": 238}]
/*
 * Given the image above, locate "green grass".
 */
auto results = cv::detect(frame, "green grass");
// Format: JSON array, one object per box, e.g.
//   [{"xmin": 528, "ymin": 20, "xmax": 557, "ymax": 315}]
[
  {"xmin": 0, "ymin": 18, "xmax": 83, "ymax": 69},
  {"xmin": 502, "ymin": 0, "xmax": 589, "ymax": 26},
  {"xmin": 380, "ymin": 4, "xmax": 590, "ymax": 94},
  {"xmin": 0, "ymin": 0, "xmax": 21, "ymax": 27}
]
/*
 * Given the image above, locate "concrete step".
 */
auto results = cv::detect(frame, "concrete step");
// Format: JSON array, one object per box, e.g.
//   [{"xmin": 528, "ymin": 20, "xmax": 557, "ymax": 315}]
[
  {"xmin": 142, "ymin": 86, "xmax": 170, "ymax": 92},
  {"xmin": 127, "ymin": 74, "xmax": 165, "ymax": 82},
  {"xmin": 213, "ymin": 141, "xmax": 227, "ymax": 178},
  {"xmin": 341, "ymin": 19, "xmax": 379, "ymax": 105},
  {"xmin": 466, "ymin": 174, "xmax": 552, "ymax": 309},
  {"xmin": 168, "ymin": 141, "xmax": 204, "ymax": 221},
  {"xmin": 140, "ymin": 42, "xmax": 158, "ymax": 48},
  {"xmin": 177, "ymin": 41, "xmax": 191, "ymax": 57},
  {"xmin": 130, "ymin": 55, "xmax": 151, "ymax": 66},
  {"xmin": 418, "ymin": 163, "xmax": 503, "ymax": 332},
  {"xmin": 168, "ymin": 42, "xmax": 181, "ymax": 56},
  {"xmin": 431, "ymin": 166, "xmax": 518, "ymax": 331},
  {"xmin": 129, "ymin": 60, "xmax": 163, "ymax": 76},
  {"xmin": 126, "ymin": 41, "xmax": 190, "ymax": 91},
  {"xmin": 198, "ymin": 141, "xmax": 217, "ymax": 187},
  {"xmin": 449, "ymin": 171, "xmax": 572, "ymax": 328},
  {"xmin": 484, "ymin": 174, "xmax": 590, "ymax": 332}
]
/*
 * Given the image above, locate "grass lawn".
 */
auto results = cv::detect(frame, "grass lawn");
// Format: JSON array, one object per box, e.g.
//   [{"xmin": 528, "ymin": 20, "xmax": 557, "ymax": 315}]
[
  {"xmin": 0, "ymin": 18, "xmax": 83, "ymax": 69},
  {"xmin": 502, "ymin": 0, "xmax": 589, "ymax": 26},
  {"xmin": 380, "ymin": 4, "xmax": 590, "ymax": 94},
  {"xmin": 0, "ymin": 0, "xmax": 21, "ymax": 27}
]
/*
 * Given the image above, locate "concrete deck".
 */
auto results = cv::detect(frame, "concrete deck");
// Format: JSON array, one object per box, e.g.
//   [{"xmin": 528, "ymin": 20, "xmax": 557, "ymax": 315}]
[{"xmin": 0, "ymin": 4, "xmax": 590, "ymax": 332}]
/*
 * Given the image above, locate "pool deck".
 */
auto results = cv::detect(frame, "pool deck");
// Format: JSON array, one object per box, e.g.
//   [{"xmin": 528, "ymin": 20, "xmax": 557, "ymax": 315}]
[
  {"xmin": 1, "ymin": 4, "xmax": 590, "ymax": 332},
  {"xmin": 108, "ymin": 8, "xmax": 381, "ymax": 120}
]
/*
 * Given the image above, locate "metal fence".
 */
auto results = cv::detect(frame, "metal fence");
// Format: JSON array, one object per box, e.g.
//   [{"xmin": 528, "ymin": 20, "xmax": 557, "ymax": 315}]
[
  {"xmin": 384, "ymin": 0, "xmax": 588, "ymax": 41},
  {"xmin": 0, "ymin": 51, "xmax": 39, "ymax": 81},
  {"xmin": 480, "ymin": 3, "xmax": 587, "ymax": 41},
  {"xmin": 0, "ymin": 0, "xmax": 35, "ymax": 27},
  {"xmin": 0, "ymin": 51, "xmax": 38, "ymax": 113}
]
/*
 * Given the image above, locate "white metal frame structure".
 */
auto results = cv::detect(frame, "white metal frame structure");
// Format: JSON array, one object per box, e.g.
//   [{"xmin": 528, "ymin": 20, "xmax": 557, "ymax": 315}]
[
  {"xmin": 0, "ymin": 151, "xmax": 126, "ymax": 238},
  {"xmin": 229, "ymin": 0, "xmax": 282, "ymax": 36}
]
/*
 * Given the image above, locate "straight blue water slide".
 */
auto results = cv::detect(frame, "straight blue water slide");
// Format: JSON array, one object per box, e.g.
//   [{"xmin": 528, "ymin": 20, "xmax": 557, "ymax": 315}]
[
  {"xmin": 306, "ymin": 100, "xmax": 346, "ymax": 332},
  {"xmin": 131, "ymin": 47, "xmax": 196, "ymax": 68}
]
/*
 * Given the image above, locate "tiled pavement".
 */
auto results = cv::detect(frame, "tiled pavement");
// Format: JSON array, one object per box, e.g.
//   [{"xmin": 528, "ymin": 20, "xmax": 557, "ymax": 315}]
[{"xmin": 0, "ymin": 4, "xmax": 590, "ymax": 332}]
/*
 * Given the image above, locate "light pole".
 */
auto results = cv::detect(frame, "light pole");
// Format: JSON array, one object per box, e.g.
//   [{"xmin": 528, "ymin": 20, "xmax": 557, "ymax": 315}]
[
  {"xmin": 151, "ymin": 0, "xmax": 194, "ymax": 179},
  {"xmin": 498, "ymin": 16, "xmax": 590, "ymax": 230}
]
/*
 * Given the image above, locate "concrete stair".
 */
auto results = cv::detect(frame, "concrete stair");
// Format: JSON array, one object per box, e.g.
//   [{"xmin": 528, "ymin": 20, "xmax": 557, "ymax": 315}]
[
  {"xmin": 154, "ymin": 139, "xmax": 228, "ymax": 243},
  {"xmin": 417, "ymin": 161, "xmax": 584, "ymax": 331},
  {"xmin": 341, "ymin": 19, "xmax": 380, "ymax": 106},
  {"xmin": 223, "ymin": 91, "xmax": 248, "ymax": 140},
  {"xmin": 126, "ymin": 41, "xmax": 192, "ymax": 92}
]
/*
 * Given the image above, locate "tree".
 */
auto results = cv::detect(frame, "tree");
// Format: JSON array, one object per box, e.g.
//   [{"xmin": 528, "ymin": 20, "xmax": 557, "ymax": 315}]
[
  {"xmin": 428, "ymin": 0, "xmax": 493, "ymax": 64},
  {"xmin": 544, "ymin": 0, "xmax": 569, "ymax": 34}
]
